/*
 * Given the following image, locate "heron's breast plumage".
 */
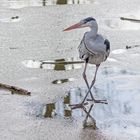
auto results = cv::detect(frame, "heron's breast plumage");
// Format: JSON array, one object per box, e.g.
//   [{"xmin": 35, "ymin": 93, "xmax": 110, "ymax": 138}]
[{"xmin": 78, "ymin": 34, "xmax": 110, "ymax": 65}]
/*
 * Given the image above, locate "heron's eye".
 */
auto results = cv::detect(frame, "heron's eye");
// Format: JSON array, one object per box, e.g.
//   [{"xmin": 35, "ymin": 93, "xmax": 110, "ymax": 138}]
[{"xmin": 83, "ymin": 20, "xmax": 87, "ymax": 24}]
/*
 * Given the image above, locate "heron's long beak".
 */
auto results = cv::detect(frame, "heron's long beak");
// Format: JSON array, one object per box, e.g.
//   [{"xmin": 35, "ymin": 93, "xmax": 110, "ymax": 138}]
[{"xmin": 63, "ymin": 22, "xmax": 83, "ymax": 31}]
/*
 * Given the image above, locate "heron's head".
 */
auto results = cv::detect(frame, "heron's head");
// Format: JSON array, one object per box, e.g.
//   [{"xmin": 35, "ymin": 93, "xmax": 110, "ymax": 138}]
[{"xmin": 63, "ymin": 17, "xmax": 97, "ymax": 31}]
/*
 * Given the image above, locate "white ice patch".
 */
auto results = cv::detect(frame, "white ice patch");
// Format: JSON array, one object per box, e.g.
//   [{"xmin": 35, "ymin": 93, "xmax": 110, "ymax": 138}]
[
  {"xmin": 104, "ymin": 11, "xmax": 140, "ymax": 30},
  {"xmin": 106, "ymin": 19, "xmax": 140, "ymax": 30},
  {"xmin": 107, "ymin": 58, "xmax": 118, "ymax": 62},
  {"xmin": 111, "ymin": 49, "xmax": 126, "ymax": 54},
  {"xmin": 22, "ymin": 60, "xmax": 41, "ymax": 69}
]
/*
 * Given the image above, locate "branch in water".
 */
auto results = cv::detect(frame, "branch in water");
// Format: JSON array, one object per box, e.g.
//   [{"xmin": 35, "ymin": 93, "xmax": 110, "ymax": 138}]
[
  {"xmin": 0, "ymin": 83, "xmax": 31, "ymax": 96},
  {"xmin": 126, "ymin": 45, "xmax": 140, "ymax": 49},
  {"xmin": 120, "ymin": 17, "xmax": 140, "ymax": 22}
]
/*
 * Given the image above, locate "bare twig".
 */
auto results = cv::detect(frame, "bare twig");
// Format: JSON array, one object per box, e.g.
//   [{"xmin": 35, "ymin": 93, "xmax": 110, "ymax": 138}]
[
  {"xmin": 126, "ymin": 45, "xmax": 140, "ymax": 49},
  {"xmin": 120, "ymin": 17, "xmax": 140, "ymax": 22},
  {"xmin": 0, "ymin": 83, "xmax": 31, "ymax": 96},
  {"xmin": 41, "ymin": 60, "xmax": 84, "ymax": 65}
]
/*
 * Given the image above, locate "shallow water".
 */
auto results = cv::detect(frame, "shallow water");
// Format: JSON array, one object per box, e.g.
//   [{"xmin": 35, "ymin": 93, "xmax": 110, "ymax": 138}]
[{"xmin": 23, "ymin": 66, "xmax": 140, "ymax": 136}]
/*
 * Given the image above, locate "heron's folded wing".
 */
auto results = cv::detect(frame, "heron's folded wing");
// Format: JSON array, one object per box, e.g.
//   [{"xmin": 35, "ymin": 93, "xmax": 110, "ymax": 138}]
[{"xmin": 85, "ymin": 41, "xmax": 107, "ymax": 55}]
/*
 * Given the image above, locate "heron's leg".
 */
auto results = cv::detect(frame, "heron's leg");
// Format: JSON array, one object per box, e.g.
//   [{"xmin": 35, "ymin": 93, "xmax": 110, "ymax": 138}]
[
  {"xmin": 69, "ymin": 64, "xmax": 106, "ymax": 110},
  {"xmin": 81, "ymin": 64, "xmax": 98, "ymax": 102},
  {"xmin": 69, "ymin": 62, "xmax": 90, "ymax": 109},
  {"xmin": 83, "ymin": 64, "xmax": 107, "ymax": 104},
  {"xmin": 82, "ymin": 62, "xmax": 95, "ymax": 102},
  {"xmin": 69, "ymin": 62, "xmax": 94, "ymax": 110}
]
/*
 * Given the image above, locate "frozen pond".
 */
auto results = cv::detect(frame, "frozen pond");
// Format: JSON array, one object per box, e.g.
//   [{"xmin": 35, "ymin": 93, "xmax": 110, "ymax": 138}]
[{"xmin": 0, "ymin": 0, "xmax": 140, "ymax": 140}]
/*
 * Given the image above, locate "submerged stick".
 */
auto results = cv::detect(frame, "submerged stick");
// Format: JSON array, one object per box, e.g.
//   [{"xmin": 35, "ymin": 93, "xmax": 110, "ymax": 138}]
[
  {"xmin": 120, "ymin": 17, "xmax": 140, "ymax": 22},
  {"xmin": 41, "ymin": 60, "xmax": 84, "ymax": 65},
  {"xmin": 126, "ymin": 45, "xmax": 140, "ymax": 49},
  {"xmin": 0, "ymin": 83, "xmax": 31, "ymax": 96}
]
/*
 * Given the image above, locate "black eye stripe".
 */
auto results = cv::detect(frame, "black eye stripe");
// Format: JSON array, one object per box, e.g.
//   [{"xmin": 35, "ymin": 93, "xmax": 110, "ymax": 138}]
[{"xmin": 83, "ymin": 17, "xmax": 95, "ymax": 23}]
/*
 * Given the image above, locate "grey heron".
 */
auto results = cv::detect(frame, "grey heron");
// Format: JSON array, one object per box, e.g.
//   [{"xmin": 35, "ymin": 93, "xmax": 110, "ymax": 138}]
[{"xmin": 63, "ymin": 17, "xmax": 110, "ymax": 109}]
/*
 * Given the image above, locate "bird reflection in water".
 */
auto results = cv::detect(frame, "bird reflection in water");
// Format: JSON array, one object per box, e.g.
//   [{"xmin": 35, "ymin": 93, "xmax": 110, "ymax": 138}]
[
  {"xmin": 82, "ymin": 104, "xmax": 97, "ymax": 129},
  {"xmin": 42, "ymin": 92, "xmax": 97, "ymax": 129}
]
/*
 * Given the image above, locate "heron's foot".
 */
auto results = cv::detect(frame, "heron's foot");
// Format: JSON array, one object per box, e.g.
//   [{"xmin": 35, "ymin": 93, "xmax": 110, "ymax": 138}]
[
  {"xmin": 69, "ymin": 102, "xmax": 88, "ymax": 110},
  {"xmin": 87, "ymin": 99, "xmax": 108, "ymax": 104}
]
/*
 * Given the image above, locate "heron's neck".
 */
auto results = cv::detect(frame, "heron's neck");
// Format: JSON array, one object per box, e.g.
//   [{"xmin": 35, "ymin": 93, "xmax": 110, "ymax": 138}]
[{"xmin": 86, "ymin": 26, "xmax": 98, "ymax": 39}]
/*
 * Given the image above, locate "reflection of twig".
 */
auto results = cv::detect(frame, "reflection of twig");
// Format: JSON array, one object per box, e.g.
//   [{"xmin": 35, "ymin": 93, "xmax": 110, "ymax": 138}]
[
  {"xmin": 0, "ymin": 83, "xmax": 31, "ymax": 96},
  {"xmin": 120, "ymin": 17, "xmax": 140, "ymax": 22}
]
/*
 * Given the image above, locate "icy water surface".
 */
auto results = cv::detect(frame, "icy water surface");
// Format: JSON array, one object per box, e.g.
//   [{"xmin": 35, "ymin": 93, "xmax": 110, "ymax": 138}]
[{"xmin": 1, "ymin": 0, "xmax": 140, "ymax": 139}]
